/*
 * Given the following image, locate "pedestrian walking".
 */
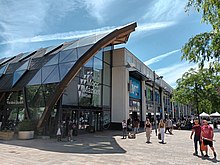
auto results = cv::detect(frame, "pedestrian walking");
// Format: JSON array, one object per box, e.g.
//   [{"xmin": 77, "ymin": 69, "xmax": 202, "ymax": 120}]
[
  {"xmin": 68, "ymin": 120, "xmax": 73, "ymax": 142},
  {"xmin": 144, "ymin": 118, "xmax": 152, "ymax": 143},
  {"xmin": 133, "ymin": 118, "xmax": 140, "ymax": 134},
  {"xmin": 201, "ymin": 120, "xmax": 217, "ymax": 159},
  {"xmin": 190, "ymin": 119, "xmax": 202, "ymax": 156},
  {"xmin": 158, "ymin": 119, "xmax": 166, "ymax": 144},
  {"xmin": 122, "ymin": 120, "xmax": 127, "ymax": 139},
  {"xmin": 56, "ymin": 121, "xmax": 62, "ymax": 142}
]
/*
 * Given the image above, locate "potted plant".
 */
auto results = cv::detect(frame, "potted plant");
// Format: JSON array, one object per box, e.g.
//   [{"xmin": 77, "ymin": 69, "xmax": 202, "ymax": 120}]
[
  {"xmin": 0, "ymin": 129, "xmax": 14, "ymax": 140},
  {"xmin": 0, "ymin": 121, "xmax": 15, "ymax": 140},
  {"xmin": 18, "ymin": 119, "xmax": 36, "ymax": 140}
]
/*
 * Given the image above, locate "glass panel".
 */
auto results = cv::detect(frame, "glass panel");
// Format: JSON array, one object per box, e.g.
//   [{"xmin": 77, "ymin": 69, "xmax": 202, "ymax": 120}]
[
  {"xmin": 96, "ymin": 32, "xmax": 109, "ymax": 41},
  {"xmin": 78, "ymin": 34, "xmax": 96, "ymax": 47},
  {"xmin": 62, "ymin": 77, "xmax": 79, "ymax": 105},
  {"xmin": 45, "ymin": 45, "xmax": 60, "ymax": 55},
  {"xmin": 103, "ymin": 111, "xmax": 110, "ymax": 128},
  {"xmin": 78, "ymin": 74, "xmax": 92, "ymax": 106},
  {"xmin": 95, "ymin": 50, "xmax": 103, "ymax": 60},
  {"xmin": 93, "ymin": 57, "xmax": 102, "ymax": 83},
  {"xmin": 42, "ymin": 65, "xmax": 56, "ymax": 83},
  {"xmin": 18, "ymin": 108, "xmax": 25, "ymax": 122},
  {"xmin": 13, "ymin": 70, "xmax": 26, "ymax": 86},
  {"xmin": 59, "ymin": 49, "xmax": 73, "ymax": 62},
  {"xmin": 103, "ymin": 63, "xmax": 110, "ymax": 86},
  {"xmin": 43, "ymin": 83, "xmax": 58, "ymax": 101},
  {"xmin": 85, "ymin": 57, "xmax": 93, "ymax": 68},
  {"xmin": 59, "ymin": 62, "xmax": 75, "ymax": 80},
  {"xmin": 77, "ymin": 45, "xmax": 93, "ymax": 58},
  {"xmin": 94, "ymin": 57, "xmax": 102, "ymax": 70},
  {"xmin": 103, "ymin": 85, "xmax": 110, "ymax": 107},
  {"xmin": 103, "ymin": 51, "xmax": 111, "ymax": 64},
  {"xmin": 63, "ymin": 40, "xmax": 78, "ymax": 51},
  {"xmin": 0, "ymin": 65, "xmax": 7, "ymax": 75},
  {"xmin": 103, "ymin": 46, "xmax": 112, "ymax": 52},
  {"xmin": 28, "ymin": 70, "xmax": 42, "ymax": 85},
  {"xmin": 26, "ymin": 85, "xmax": 45, "ymax": 110},
  {"xmin": 43, "ymin": 65, "xmax": 60, "ymax": 84},
  {"xmin": 93, "ymin": 68, "xmax": 102, "ymax": 83},
  {"xmin": 44, "ymin": 54, "xmax": 59, "ymax": 66},
  {"xmin": 8, "ymin": 108, "xmax": 18, "ymax": 121},
  {"xmin": 29, "ymin": 107, "xmax": 45, "ymax": 120},
  {"xmin": 60, "ymin": 49, "xmax": 78, "ymax": 63},
  {"xmin": 16, "ymin": 60, "xmax": 29, "ymax": 71},
  {"xmin": 6, "ymin": 91, "xmax": 24, "ymax": 105},
  {"xmin": 92, "ymin": 84, "xmax": 101, "ymax": 106}
]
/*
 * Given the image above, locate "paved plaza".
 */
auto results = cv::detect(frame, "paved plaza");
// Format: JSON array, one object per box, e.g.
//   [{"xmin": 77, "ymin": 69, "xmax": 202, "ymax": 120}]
[{"xmin": 0, "ymin": 129, "xmax": 220, "ymax": 165}]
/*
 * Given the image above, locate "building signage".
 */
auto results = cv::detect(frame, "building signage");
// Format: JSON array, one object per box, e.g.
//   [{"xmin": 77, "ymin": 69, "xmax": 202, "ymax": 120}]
[
  {"xmin": 129, "ymin": 77, "xmax": 141, "ymax": 99},
  {"xmin": 78, "ymin": 71, "xmax": 100, "ymax": 97}
]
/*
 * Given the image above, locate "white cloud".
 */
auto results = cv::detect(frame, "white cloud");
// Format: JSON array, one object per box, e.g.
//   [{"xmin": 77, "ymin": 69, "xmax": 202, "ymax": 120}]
[
  {"xmin": 0, "ymin": 21, "xmax": 176, "ymax": 46},
  {"xmin": 142, "ymin": 0, "xmax": 186, "ymax": 21},
  {"xmin": 0, "ymin": 26, "xmax": 115, "ymax": 45},
  {"xmin": 81, "ymin": 0, "xmax": 116, "ymax": 23},
  {"xmin": 144, "ymin": 49, "xmax": 180, "ymax": 66},
  {"xmin": 136, "ymin": 21, "xmax": 176, "ymax": 33},
  {"xmin": 156, "ymin": 62, "xmax": 197, "ymax": 88},
  {"xmin": 0, "ymin": 0, "xmax": 50, "ymax": 56}
]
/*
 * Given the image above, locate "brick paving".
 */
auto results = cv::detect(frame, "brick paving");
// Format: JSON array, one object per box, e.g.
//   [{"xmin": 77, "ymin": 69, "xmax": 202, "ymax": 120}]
[{"xmin": 0, "ymin": 129, "xmax": 220, "ymax": 165}]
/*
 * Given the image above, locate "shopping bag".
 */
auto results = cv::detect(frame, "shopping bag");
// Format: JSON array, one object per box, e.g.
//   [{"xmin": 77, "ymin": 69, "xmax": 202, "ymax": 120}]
[
  {"xmin": 200, "ymin": 141, "xmax": 207, "ymax": 151},
  {"xmin": 158, "ymin": 133, "xmax": 161, "ymax": 140}
]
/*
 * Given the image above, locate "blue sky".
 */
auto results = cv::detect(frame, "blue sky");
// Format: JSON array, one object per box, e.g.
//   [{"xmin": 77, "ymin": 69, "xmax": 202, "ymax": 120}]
[{"xmin": 0, "ymin": 0, "xmax": 211, "ymax": 87}]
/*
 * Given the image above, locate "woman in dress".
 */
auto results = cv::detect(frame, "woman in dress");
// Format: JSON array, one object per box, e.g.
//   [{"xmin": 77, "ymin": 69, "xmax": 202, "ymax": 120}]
[
  {"xmin": 158, "ymin": 119, "xmax": 166, "ymax": 144},
  {"xmin": 144, "ymin": 118, "xmax": 152, "ymax": 143}
]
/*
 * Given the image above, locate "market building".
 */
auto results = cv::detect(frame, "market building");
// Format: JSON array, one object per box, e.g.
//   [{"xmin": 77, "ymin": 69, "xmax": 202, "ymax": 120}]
[{"xmin": 0, "ymin": 23, "xmax": 190, "ymax": 137}]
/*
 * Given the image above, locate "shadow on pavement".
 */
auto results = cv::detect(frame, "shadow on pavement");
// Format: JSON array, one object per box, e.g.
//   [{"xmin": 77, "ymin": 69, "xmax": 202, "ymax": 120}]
[
  {"xmin": 0, "ymin": 130, "xmax": 126, "ymax": 154},
  {"xmin": 197, "ymin": 155, "xmax": 220, "ymax": 164}
]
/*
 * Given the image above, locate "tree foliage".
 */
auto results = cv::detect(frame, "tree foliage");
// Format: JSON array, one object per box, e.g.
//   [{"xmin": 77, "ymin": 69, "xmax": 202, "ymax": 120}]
[
  {"xmin": 182, "ymin": 0, "xmax": 220, "ymax": 69},
  {"xmin": 173, "ymin": 68, "xmax": 220, "ymax": 114},
  {"xmin": 173, "ymin": 0, "xmax": 220, "ymax": 115}
]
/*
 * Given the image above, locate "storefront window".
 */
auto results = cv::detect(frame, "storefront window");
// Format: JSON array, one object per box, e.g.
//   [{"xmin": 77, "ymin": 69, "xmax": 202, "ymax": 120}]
[
  {"xmin": 103, "ymin": 85, "xmax": 110, "ymax": 107},
  {"xmin": 93, "ymin": 57, "xmax": 102, "ymax": 83},
  {"xmin": 103, "ymin": 63, "xmax": 110, "ymax": 86},
  {"xmin": 103, "ymin": 111, "xmax": 110, "ymax": 128},
  {"xmin": 92, "ymin": 84, "xmax": 101, "ymax": 107}
]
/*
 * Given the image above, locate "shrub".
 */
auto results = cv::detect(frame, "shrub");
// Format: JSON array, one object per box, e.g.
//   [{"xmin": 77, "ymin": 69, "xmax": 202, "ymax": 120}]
[{"xmin": 18, "ymin": 120, "xmax": 36, "ymax": 131}]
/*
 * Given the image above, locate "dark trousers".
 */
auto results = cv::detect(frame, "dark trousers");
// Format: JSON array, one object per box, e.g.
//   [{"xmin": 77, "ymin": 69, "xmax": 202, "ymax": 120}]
[
  {"xmin": 122, "ymin": 128, "xmax": 127, "ymax": 138},
  {"xmin": 194, "ymin": 136, "xmax": 202, "ymax": 153}
]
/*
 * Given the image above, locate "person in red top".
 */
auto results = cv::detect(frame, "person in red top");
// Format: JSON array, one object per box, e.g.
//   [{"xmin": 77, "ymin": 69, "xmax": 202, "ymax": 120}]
[
  {"xmin": 201, "ymin": 120, "xmax": 217, "ymax": 159},
  {"xmin": 190, "ymin": 119, "xmax": 202, "ymax": 156}
]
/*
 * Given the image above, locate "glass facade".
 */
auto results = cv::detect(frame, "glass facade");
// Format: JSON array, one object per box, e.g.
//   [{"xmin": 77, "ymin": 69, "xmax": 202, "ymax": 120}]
[{"xmin": 0, "ymin": 22, "xmax": 138, "ymax": 135}]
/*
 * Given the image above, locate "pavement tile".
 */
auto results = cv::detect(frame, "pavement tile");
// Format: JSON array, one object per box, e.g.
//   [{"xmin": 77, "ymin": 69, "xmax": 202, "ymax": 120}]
[{"xmin": 0, "ymin": 129, "xmax": 219, "ymax": 164}]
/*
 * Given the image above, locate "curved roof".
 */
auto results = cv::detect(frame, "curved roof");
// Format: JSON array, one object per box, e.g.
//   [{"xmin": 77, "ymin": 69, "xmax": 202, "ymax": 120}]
[
  {"xmin": 37, "ymin": 22, "xmax": 137, "ymax": 128},
  {"xmin": 0, "ymin": 22, "xmax": 137, "ymax": 128}
]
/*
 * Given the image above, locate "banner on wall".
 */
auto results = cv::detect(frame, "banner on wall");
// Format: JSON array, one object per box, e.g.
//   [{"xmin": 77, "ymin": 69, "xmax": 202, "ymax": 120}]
[{"xmin": 129, "ymin": 77, "xmax": 141, "ymax": 99}]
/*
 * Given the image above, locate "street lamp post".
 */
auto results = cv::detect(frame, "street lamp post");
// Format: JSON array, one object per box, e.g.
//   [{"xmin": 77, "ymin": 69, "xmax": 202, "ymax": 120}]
[
  {"xmin": 195, "ymin": 82, "xmax": 200, "ymax": 124},
  {"xmin": 153, "ymin": 71, "xmax": 157, "ymax": 136},
  {"xmin": 152, "ymin": 71, "xmax": 163, "ymax": 136}
]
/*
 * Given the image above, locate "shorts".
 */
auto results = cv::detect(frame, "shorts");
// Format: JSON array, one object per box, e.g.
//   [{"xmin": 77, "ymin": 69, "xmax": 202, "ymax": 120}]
[{"xmin": 203, "ymin": 139, "xmax": 213, "ymax": 147}]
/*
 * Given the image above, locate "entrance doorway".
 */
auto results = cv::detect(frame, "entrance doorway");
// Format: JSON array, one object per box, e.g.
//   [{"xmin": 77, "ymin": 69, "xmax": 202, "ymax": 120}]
[{"xmin": 62, "ymin": 109, "xmax": 103, "ymax": 135}]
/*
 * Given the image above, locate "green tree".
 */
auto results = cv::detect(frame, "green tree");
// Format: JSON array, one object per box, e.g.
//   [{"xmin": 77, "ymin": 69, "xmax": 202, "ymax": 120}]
[
  {"xmin": 173, "ymin": 0, "xmax": 220, "ymax": 115},
  {"xmin": 173, "ymin": 68, "xmax": 220, "ymax": 114}
]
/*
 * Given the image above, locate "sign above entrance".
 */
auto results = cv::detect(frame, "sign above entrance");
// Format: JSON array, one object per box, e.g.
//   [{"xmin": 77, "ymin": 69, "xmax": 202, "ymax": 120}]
[{"xmin": 129, "ymin": 77, "xmax": 141, "ymax": 99}]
